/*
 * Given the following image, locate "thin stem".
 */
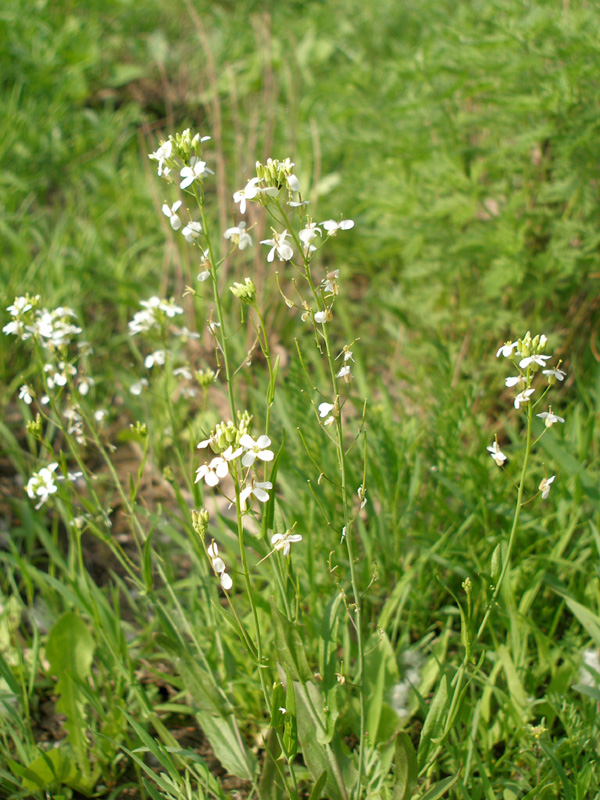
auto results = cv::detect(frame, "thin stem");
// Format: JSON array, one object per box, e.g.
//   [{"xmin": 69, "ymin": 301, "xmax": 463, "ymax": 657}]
[
  {"xmin": 277, "ymin": 203, "xmax": 367, "ymax": 797},
  {"xmin": 476, "ymin": 402, "xmax": 533, "ymax": 643}
]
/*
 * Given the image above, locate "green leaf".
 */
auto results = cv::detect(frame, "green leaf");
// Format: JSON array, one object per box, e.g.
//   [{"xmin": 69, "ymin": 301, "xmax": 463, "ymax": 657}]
[
  {"xmin": 563, "ymin": 597, "xmax": 600, "ymax": 648},
  {"xmin": 270, "ymin": 598, "xmax": 312, "ymax": 682},
  {"xmin": 142, "ymin": 528, "xmax": 154, "ymax": 593},
  {"xmin": 393, "ymin": 733, "xmax": 418, "ymax": 800},
  {"xmin": 417, "ymin": 674, "xmax": 448, "ymax": 770},
  {"xmin": 46, "ymin": 613, "xmax": 95, "ymax": 776},
  {"xmin": 198, "ymin": 714, "xmax": 257, "ymax": 782},
  {"xmin": 292, "ymin": 678, "xmax": 356, "ymax": 800},
  {"xmin": 308, "ymin": 771, "xmax": 328, "ymax": 800},
  {"xmin": 418, "ymin": 773, "xmax": 460, "ymax": 800},
  {"xmin": 364, "ymin": 631, "xmax": 400, "ymax": 745},
  {"xmin": 283, "ymin": 667, "xmax": 298, "ymax": 758}
]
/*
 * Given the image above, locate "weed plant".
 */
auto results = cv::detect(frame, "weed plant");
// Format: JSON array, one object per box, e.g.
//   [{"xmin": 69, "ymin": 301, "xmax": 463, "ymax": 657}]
[{"xmin": 1, "ymin": 1, "xmax": 600, "ymax": 799}]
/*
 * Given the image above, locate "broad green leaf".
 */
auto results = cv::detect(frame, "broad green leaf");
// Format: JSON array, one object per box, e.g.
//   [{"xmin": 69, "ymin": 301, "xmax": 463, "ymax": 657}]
[
  {"xmin": 292, "ymin": 678, "xmax": 356, "ymax": 800},
  {"xmin": 497, "ymin": 645, "xmax": 528, "ymax": 719},
  {"xmin": 198, "ymin": 714, "xmax": 257, "ymax": 782},
  {"xmin": 393, "ymin": 733, "xmax": 418, "ymax": 800},
  {"xmin": 418, "ymin": 773, "xmax": 459, "ymax": 800},
  {"xmin": 46, "ymin": 613, "xmax": 95, "ymax": 776},
  {"xmin": 364, "ymin": 631, "xmax": 399, "ymax": 745},
  {"xmin": 308, "ymin": 771, "xmax": 328, "ymax": 800},
  {"xmin": 564, "ymin": 597, "xmax": 600, "ymax": 648},
  {"xmin": 417, "ymin": 674, "xmax": 448, "ymax": 770},
  {"xmin": 270, "ymin": 599, "xmax": 312, "ymax": 682}
]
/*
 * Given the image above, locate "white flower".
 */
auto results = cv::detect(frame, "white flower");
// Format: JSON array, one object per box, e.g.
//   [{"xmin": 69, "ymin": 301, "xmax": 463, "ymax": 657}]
[
  {"xmin": 505, "ymin": 376, "xmax": 524, "ymax": 388},
  {"xmin": 487, "ymin": 441, "xmax": 507, "ymax": 466},
  {"xmin": 539, "ymin": 475, "xmax": 555, "ymax": 499},
  {"xmin": 496, "ymin": 341, "xmax": 519, "ymax": 358},
  {"xmin": 180, "ymin": 157, "xmax": 212, "ymax": 189},
  {"xmin": 299, "ymin": 223, "xmax": 321, "ymax": 245},
  {"xmin": 195, "ymin": 456, "xmax": 229, "ymax": 487},
  {"xmin": 260, "ymin": 230, "xmax": 294, "ymax": 262},
  {"xmin": 94, "ymin": 409, "xmax": 108, "ymax": 422},
  {"xmin": 223, "ymin": 445, "xmax": 244, "ymax": 461},
  {"xmin": 173, "ymin": 367, "xmax": 193, "ymax": 380},
  {"xmin": 537, "ymin": 411, "xmax": 565, "ymax": 428},
  {"xmin": 182, "ymin": 221, "xmax": 202, "ymax": 243},
  {"xmin": 158, "ymin": 298, "xmax": 183, "ymax": 317},
  {"xmin": 149, "ymin": 140, "xmax": 172, "ymax": 176},
  {"xmin": 318, "ymin": 402, "xmax": 334, "ymax": 418},
  {"xmin": 224, "ymin": 222, "xmax": 253, "ymax": 250},
  {"xmin": 287, "ymin": 174, "xmax": 300, "ymax": 192},
  {"xmin": 233, "ymin": 178, "xmax": 260, "ymax": 214},
  {"xmin": 321, "ymin": 219, "xmax": 354, "ymax": 235},
  {"xmin": 543, "ymin": 367, "xmax": 566, "ymax": 382},
  {"xmin": 130, "ymin": 378, "xmax": 149, "ymax": 395},
  {"xmin": 26, "ymin": 463, "xmax": 59, "ymax": 509},
  {"xmin": 240, "ymin": 434, "xmax": 274, "ymax": 467},
  {"xmin": 519, "ymin": 354, "xmax": 552, "ymax": 369},
  {"xmin": 240, "ymin": 479, "xmax": 272, "ymax": 509},
  {"xmin": 77, "ymin": 377, "xmax": 95, "ymax": 396},
  {"xmin": 3, "ymin": 319, "xmax": 25, "ymax": 337},
  {"xmin": 18, "ymin": 385, "xmax": 34, "ymax": 404},
  {"xmin": 207, "ymin": 541, "xmax": 233, "ymax": 591},
  {"xmin": 514, "ymin": 388, "xmax": 535, "ymax": 409},
  {"xmin": 7, "ymin": 297, "xmax": 33, "ymax": 316},
  {"xmin": 197, "ymin": 270, "xmax": 210, "ymax": 282},
  {"xmin": 337, "ymin": 365, "xmax": 351, "ymax": 380},
  {"xmin": 314, "ymin": 311, "xmax": 329, "ymax": 324},
  {"xmin": 144, "ymin": 350, "xmax": 166, "ymax": 369},
  {"xmin": 271, "ymin": 530, "xmax": 303, "ymax": 556},
  {"xmin": 162, "ymin": 200, "xmax": 183, "ymax": 230}
]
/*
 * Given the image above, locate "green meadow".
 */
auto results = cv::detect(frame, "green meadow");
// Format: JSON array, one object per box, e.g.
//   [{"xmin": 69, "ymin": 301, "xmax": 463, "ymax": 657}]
[{"xmin": 1, "ymin": 1, "xmax": 600, "ymax": 798}]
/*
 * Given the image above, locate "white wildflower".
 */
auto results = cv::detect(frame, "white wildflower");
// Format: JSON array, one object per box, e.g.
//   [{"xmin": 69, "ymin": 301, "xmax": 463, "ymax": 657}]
[
  {"xmin": 514, "ymin": 388, "xmax": 535, "ymax": 409},
  {"xmin": 162, "ymin": 200, "xmax": 183, "ymax": 230},
  {"xmin": 318, "ymin": 402, "xmax": 334, "ymax": 418},
  {"xmin": 271, "ymin": 530, "xmax": 303, "ymax": 556},
  {"xmin": 149, "ymin": 140, "xmax": 173, "ymax": 176},
  {"xmin": 260, "ymin": 230, "xmax": 294, "ymax": 262},
  {"xmin": 224, "ymin": 221, "xmax": 253, "ymax": 250},
  {"xmin": 144, "ymin": 350, "xmax": 166, "ymax": 369},
  {"xmin": 180, "ymin": 157, "xmax": 212, "ymax": 190},
  {"xmin": 195, "ymin": 456, "xmax": 229, "ymax": 488},
  {"xmin": 543, "ymin": 367, "xmax": 567, "ymax": 382},
  {"xmin": 536, "ymin": 410, "xmax": 565, "ymax": 428},
  {"xmin": 182, "ymin": 220, "xmax": 202, "ymax": 243},
  {"xmin": 487, "ymin": 441, "xmax": 507, "ymax": 466},
  {"xmin": 496, "ymin": 341, "xmax": 519, "ymax": 358},
  {"xmin": 26, "ymin": 463, "xmax": 59, "ymax": 509},
  {"xmin": 321, "ymin": 219, "xmax": 354, "ymax": 235},
  {"xmin": 539, "ymin": 475, "xmax": 555, "ymax": 499},
  {"xmin": 519, "ymin": 354, "xmax": 552, "ymax": 369},
  {"xmin": 130, "ymin": 378, "xmax": 149, "ymax": 396},
  {"xmin": 240, "ymin": 479, "xmax": 272, "ymax": 509},
  {"xmin": 18, "ymin": 385, "xmax": 34, "ymax": 405},
  {"xmin": 240, "ymin": 434, "xmax": 274, "ymax": 467}
]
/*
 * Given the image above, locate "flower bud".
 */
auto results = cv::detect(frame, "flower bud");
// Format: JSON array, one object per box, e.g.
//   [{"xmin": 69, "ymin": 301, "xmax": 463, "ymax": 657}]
[
  {"xmin": 230, "ymin": 277, "xmax": 257, "ymax": 305},
  {"xmin": 26, "ymin": 414, "xmax": 43, "ymax": 440},
  {"xmin": 192, "ymin": 508, "xmax": 210, "ymax": 538}
]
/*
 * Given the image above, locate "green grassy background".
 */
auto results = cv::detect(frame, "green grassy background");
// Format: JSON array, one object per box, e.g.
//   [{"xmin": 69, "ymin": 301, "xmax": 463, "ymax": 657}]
[{"xmin": 1, "ymin": 0, "xmax": 600, "ymax": 798}]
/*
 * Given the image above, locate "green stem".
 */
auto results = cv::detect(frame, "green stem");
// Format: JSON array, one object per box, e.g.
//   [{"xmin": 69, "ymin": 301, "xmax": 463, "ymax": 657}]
[
  {"xmin": 278, "ymin": 204, "xmax": 367, "ymax": 797},
  {"xmin": 476, "ymin": 402, "xmax": 533, "ymax": 643},
  {"xmin": 195, "ymin": 187, "xmax": 237, "ymax": 420}
]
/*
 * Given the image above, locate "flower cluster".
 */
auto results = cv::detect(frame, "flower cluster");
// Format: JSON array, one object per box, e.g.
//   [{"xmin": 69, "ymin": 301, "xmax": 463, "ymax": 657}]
[
  {"xmin": 4, "ymin": 296, "xmax": 82, "ymax": 349},
  {"xmin": 489, "ymin": 331, "xmax": 567, "ymax": 500},
  {"xmin": 128, "ymin": 296, "xmax": 183, "ymax": 335},
  {"xmin": 195, "ymin": 416, "xmax": 275, "ymax": 511},
  {"xmin": 207, "ymin": 541, "xmax": 233, "ymax": 591},
  {"xmin": 26, "ymin": 463, "xmax": 59, "ymax": 509}
]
